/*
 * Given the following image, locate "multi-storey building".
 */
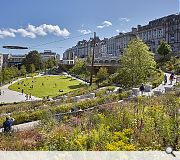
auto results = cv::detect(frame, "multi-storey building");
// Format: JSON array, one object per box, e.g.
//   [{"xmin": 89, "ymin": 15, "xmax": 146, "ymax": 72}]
[
  {"xmin": 2, "ymin": 54, "xmax": 10, "ymax": 68},
  {"xmin": 137, "ymin": 13, "xmax": 180, "ymax": 53},
  {"xmin": 63, "ymin": 13, "xmax": 180, "ymax": 64},
  {"xmin": 0, "ymin": 54, "xmax": 3, "ymax": 70},
  {"xmin": 40, "ymin": 50, "xmax": 60, "ymax": 61},
  {"xmin": 8, "ymin": 54, "xmax": 26, "ymax": 68},
  {"xmin": 62, "ymin": 47, "xmax": 75, "ymax": 64},
  {"xmin": 107, "ymin": 37, "xmax": 116, "ymax": 56},
  {"xmin": 115, "ymin": 30, "xmax": 137, "ymax": 56},
  {"xmin": 62, "ymin": 37, "xmax": 101, "ymax": 64}
]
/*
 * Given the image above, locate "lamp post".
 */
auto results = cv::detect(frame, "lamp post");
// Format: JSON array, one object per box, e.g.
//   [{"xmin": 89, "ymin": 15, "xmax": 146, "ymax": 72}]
[{"xmin": 89, "ymin": 32, "xmax": 96, "ymax": 86}]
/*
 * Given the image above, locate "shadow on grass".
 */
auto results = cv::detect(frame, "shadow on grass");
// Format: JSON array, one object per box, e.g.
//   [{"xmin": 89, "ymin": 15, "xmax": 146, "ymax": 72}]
[{"xmin": 68, "ymin": 84, "xmax": 86, "ymax": 89}]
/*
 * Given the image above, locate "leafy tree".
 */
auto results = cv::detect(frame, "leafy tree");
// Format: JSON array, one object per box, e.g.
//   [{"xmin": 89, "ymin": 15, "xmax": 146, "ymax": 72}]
[
  {"xmin": 157, "ymin": 40, "xmax": 172, "ymax": 60},
  {"xmin": 29, "ymin": 64, "xmax": 36, "ymax": 73},
  {"xmin": 69, "ymin": 59, "xmax": 86, "ymax": 75},
  {"xmin": 46, "ymin": 58, "xmax": 55, "ymax": 69},
  {"xmin": 22, "ymin": 50, "xmax": 41, "ymax": 72},
  {"xmin": 117, "ymin": 38, "xmax": 156, "ymax": 88},
  {"xmin": 20, "ymin": 65, "xmax": 27, "ymax": 76},
  {"xmin": 96, "ymin": 67, "xmax": 109, "ymax": 85}
]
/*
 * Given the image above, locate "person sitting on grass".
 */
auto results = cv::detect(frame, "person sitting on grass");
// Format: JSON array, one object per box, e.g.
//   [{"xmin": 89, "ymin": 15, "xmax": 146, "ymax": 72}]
[{"xmin": 2, "ymin": 117, "xmax": 15, "ymax": 133}]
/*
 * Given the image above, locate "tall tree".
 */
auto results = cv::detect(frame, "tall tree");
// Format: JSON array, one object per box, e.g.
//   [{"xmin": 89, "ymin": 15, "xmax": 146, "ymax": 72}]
[
  {"xmin": 46, "ymin": 58, "xmax": 55, "ymax": 69},
  {"xmin": 29, "ymin": 64, "xmax": 35, "ymax": 74},
  {"xmin": 22, "ymin": 50, "xmax": 41, "ymax": 72},
  {"xmin": 157, "ymin": 40, "xmax": 172, "ymax": 60},
  {"xmin": 69, "ymin": 59, "xmax": 86, "ymax": 75},
  {"xmin": 117, "ymin": 38, "xmax": 156, "ymax": 88},
  {"xmin": 20, "ymin": 65, "xmax": 27, "ymax": 77},
  {"xmin": 96, "ymin": 67, "xmax": 109, "ymax": 84}
]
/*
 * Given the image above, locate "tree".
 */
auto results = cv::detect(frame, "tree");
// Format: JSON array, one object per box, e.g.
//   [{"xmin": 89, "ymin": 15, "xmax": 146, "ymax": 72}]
[
  {"xmin": 20, "ymin": 65, "xmax": 27, "ymax": 77},
  {"xmin": 22, "ymin": 50, "xmax": 41, "ymax": 72},
  {"xmin": 46, "ymin": 58, "xmax": 55, "ymax": 69},
  {"xmin": 157, "ymin": 40, "xmax": 172, "ymax": 60},
  {"xmin": 96, "ymin": 67, "xmax": 109, "ymax": 85},
  {"xmin": 69, "ymin": 59, "xmax": 86, "ymax": 75},
  {"xmin": 117, "ymin": 38, "xmax": 156, "ymax": 88},
  {"xmin": 29, "ymin": 64, "xmax": 35, "ymax": 74}
]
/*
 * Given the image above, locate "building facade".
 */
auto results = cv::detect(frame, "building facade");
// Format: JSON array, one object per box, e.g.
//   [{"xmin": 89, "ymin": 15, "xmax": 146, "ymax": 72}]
[
  {"xmin": 8, "ymin": 54, "xmax": 26, "ymax": 68},
  {"xmin": 40, "ymin": 50, "xmax": 60, "ymax": 61},
  {"xmin": 62, "ymin": 37, "xmax": 101, "ymax": 64},
  {"xmin": 115, "ymin": 31, "xmax": 137, "ymax": 57},
  {"xmin": 0, "ymin": 54, "xmax": 3, "ymax": 70},
  {"xmin": 137, "ymin": 13, "xmax": 180, "ymax": 53},
  {"xmin": 63, "ymin": 13, "xmax": 180, "ymax": 64}
]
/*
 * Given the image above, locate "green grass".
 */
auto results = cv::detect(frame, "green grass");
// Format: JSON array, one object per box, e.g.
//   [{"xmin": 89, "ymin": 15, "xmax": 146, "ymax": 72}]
[{"xmin": 8, "ymin": 75, "xmax": 85, "ymax": 98}]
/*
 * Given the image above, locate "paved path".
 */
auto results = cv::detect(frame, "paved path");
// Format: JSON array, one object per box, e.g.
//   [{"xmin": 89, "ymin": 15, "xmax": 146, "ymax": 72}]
[
  {"xmin": 142, "ymin": 73, "xmax": 176, "ymax": 96},
  {"xmin": 0, "ymin": 78, "xmax": 42, "ymax": 104},
  {"xmin": 0, "ymin": 121, "xmax": 39, "ymax": 133},
  {"xmin": 0, "ymin": 73, "xmax": 88, "ymax": 104},
  {"xmin": 63, "ymin": 72, "xmax": 90, "ymax": 85}
]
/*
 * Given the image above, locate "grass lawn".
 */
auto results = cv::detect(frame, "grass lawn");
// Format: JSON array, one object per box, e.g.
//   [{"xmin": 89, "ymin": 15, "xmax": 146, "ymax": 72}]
[{"xmin": 8, "ymin": 75, "xmax": 85, "ymax": 98}]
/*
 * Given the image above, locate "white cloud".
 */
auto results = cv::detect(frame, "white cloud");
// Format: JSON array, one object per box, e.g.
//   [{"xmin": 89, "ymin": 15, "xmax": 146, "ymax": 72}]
[
  {"xmin": 78, "ymin": 29, "xmax": 91, "ymax": 35},
  {"xmin": 0, "ymin": 29, "xmax": 16, "ymax": 38},
  {"xmin": 0, "ymin": 24, "xmax": 70, "ymax": 39},
  {"xmin": 119, "ymin": 17, "xmax": 130, "ymax": 22},
  {"xmin": 116, "ymin": 29, "xmax": 120, "ymax": 33},
  {"xmin": 27, "ymin": 24, "xmax": 47, "ymax": 36},
  {"xmin": 97, "ymin": 20, "xmax": 112, "ymax": 29},
  {"xmin": 14, "ymin": 28, "xmax": 36, "ymax": 38},
  {"xmin": 40, "ymin": 24, "xmax": 70, "ymax": 37}
]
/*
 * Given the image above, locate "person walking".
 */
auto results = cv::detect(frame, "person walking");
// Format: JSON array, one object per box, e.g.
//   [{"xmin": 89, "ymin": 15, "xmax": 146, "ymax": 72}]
[
  {"xmin": 22, "ymin": 89, "xmax": 24, "ymax": 95},
  {"xmin": 139, "ymin": 84, "xmax": 145, "ymax": 95},
  {"xmin": 29, "ymin": 93, "xmax": 32, "ymax": 100},
  {"xmin": 25, "ymin": 94, "xmax": 28, "ymax": 100},
  {"xmin": 164, "ymin": 74, "xmax": 167, "ymax": 85},
  {"xmin": 169, "ymin": 73, "xmax": 174, "ymax": 85},
  {"xmin": 2, "ymin": 117, "xmax": 15, "ymax": 133}
]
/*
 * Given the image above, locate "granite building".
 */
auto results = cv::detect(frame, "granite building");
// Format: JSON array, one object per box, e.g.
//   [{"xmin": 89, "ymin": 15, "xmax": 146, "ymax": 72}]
[
  {"xmin": 63, "ymin": 13, "xmax": 180, "ymax": 64},
  {"xmin": 137, "ymin": 13, "xmax": 180, "ymax": 54}
]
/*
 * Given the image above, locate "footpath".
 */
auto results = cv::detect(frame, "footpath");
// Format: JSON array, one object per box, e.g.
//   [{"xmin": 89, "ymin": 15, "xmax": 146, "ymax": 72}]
[
  {"xmin": 142, "ymin": 73, "xmax": 177, "ymax": 96},
  {"xmin": 0, "ymin": 76, "xmax": 42, "ymax": 103}
]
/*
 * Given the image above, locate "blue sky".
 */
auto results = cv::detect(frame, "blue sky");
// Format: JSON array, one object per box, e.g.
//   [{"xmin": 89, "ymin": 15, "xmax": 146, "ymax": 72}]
[{"xmin": 0, "ymin": 0, "xmax": 179, "ymax": 58}]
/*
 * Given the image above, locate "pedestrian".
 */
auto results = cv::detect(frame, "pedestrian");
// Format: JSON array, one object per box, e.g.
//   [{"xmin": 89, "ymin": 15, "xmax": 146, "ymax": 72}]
[
  {"xmin": 139, "ymin": 84, "xmax": 145, "ymax": 95},
  {"xmin": 22, "ymin": 89, "xmax": 24, "ymax": 95},
  {"xmin": 164, "ymin": 74, "xmax": 167, "ymax": 85},
  {"xmin": 0, "ymin": 89, "xmax": 1, "ymax": 95},
  {"xmin": 42, "ymin": 82, "xmax": 44, "ymax": 86},
  {"xmin": 169, "ymin": 73, "xmax": 174, "ymax": 85},
  {"xmin": 2, "ymin": 116, "xmax": 15, "ymax": 133},
  {"xmin": 29, "ymin": 93, "xmax": 32, "ymax": 100},
  {"xmin": 25, "ymin": 94, "xmax": 28, "ymax": 100}
]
